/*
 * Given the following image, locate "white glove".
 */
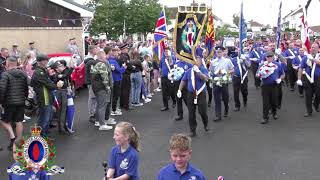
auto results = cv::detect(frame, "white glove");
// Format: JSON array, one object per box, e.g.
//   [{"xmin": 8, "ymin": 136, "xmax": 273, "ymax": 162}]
[
  {"xmin": 240, "ymin": 54, "xmax": 246, "ymax": 60},
  {"xmin": 193, "ymin": 65, "xmax": 200, "ymax": 73},
  {"xmin": 111, "ymin": 65, "xmax": 115, "ymax": 71},
  {"xmin": 289, "ymin": 56, "xmax": 295, "ymax": 59},
  {"xmin": 296, "ymin": 79, "xmax": 303, "ymax": 86},
  {"xmin": 58, "ymin": 74, "xmax": 63, "ymax": 78},
  {"xmin": 275, "ymin": 48, "xmax": 281, "ymax": 55},
  {"xmin": 177, "ymin": 90, "xmax": 182, "ymax": 98},
  {"xmin": 276, "ymin": 78, "xmax": 282, "ymax": 84}
]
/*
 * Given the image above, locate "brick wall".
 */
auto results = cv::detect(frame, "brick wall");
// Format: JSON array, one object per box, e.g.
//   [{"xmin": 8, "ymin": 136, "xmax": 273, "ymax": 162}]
[{"xmin": 0, "ymin": 27, "xmax": 84, "ymax": 58}]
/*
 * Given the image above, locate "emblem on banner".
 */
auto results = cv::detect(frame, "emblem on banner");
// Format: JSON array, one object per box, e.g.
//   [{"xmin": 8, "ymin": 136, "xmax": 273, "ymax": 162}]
[
  {"xmin": 173, "ymin": 5, "xmax": 207, "ymax": 65},
  {"xmin": 7, "ymin": 125, "xmax": 64, "ymax": 176}
]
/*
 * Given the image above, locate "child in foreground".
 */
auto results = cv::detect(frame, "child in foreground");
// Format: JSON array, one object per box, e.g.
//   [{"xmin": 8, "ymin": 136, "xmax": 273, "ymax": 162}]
[
  {"xmin": 157, "ymin": 133, "xmax": 206, "ymax": 180},
  {"xmin": 106, "ymin": 122, "xmax": 140, "ymax": 180}
]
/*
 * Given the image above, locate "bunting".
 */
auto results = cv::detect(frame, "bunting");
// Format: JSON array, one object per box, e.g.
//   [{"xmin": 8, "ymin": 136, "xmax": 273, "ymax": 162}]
[{"xmin": 0, "ymin": 5, "xmax": 82, "ymax": 25}]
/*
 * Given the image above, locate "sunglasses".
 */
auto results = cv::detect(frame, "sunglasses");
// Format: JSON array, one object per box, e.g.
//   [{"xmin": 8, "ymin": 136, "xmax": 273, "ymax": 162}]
[{"xmin": 266, "ymin": 55, "xmax": 273, "ymax": 58}]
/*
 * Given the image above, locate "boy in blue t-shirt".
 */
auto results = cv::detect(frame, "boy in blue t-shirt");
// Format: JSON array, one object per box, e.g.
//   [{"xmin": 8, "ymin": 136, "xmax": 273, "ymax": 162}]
[{"xmin": 157, "ymin": 134, "xmax": 206, "ymax": 180}]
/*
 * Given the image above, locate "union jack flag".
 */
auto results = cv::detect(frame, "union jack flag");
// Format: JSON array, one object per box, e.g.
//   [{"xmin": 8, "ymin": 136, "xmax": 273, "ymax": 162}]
[
  {"xmin": 154, "ymin": 10, "xmax": 167, "ymax": 42},
  {"xmin": 153, "ymin": 10, "xmax": 167, "ymax": 61}
]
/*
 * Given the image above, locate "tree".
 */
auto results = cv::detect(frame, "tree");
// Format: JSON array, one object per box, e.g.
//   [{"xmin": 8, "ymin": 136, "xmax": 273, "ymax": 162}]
[
  {"xmin": 89, "ymin": 0, "xmax": 127, "ymax": 39},
  {"xmin": 232, "ymin": 13, "xmax": 240, "ymax": 28},
  {"xmin": 215, "ymin": 24, "xmax": 238, "ymax": 40},
  {"xmin": 88, "ymin": 0, "xmax": 162, "ymax": 39}
]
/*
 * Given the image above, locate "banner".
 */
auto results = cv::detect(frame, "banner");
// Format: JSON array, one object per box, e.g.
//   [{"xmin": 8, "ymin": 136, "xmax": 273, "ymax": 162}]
[
  {"xmin": 173, "ymin": 9, "xmax": 207, "ymax": 65},
  {"xmin": 239, "ymin": 1, "xmax": 247, "ymax": 56},
  {"xmin": 153, "ymin": 9, "xmax": 167, "ymax": 61},
  {"xmin": 276, "ymin": 1, "xmax": 282, "ymax": 49},
  {"xmin": 205, "ymin": 9, "xmax": 215, "ymax": 60}
]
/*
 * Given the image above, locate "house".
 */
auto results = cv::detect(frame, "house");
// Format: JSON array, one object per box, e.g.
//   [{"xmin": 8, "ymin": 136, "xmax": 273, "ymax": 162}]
[
  {"xmin": 0, "ymin": 0, "xmax": 93, "ymax": 57},
  {"xmin": 247, "ymin": 20, "xmax": 264, "ymax": 33},
  {"xmin": 282, "ymin": 5, "xmax": 303, "ymax": 31}
]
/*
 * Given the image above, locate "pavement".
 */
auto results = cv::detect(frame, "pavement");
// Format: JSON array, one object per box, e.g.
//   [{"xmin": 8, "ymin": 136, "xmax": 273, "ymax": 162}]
[{"xmin": 1, "ymin": 76, "xmax": 320, "ymax": 180}]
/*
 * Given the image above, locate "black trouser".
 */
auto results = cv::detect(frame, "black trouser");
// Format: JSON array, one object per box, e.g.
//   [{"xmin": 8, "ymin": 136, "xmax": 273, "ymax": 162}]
[
  {"xmin": 187, "ymin": 91, "xmax": 208, "ymax": 133},
  {"xmin": 56, "ymin": 89, "xmax": 68, "ymax": 132},
  {"xmin": 161, "ymin": 77, "xmax": 176, "ymax": 108},
  {"xmin": 303, "ymin": 76, "xmax": 320, "ymax": 114},
  {"xmin": 213, "ymin": 84, "xmax": 229, "ymax": 118},
  {"xmin": 261, "ymin": 84, "xmax": 277, "ymax": 120},
  {"xmin": 287, "ymin": 59, "xmax": 297, "ymax": 89},
  {"xmin": 120, "ymin": 74, "xmax": 131, "ymax": 109},
  {"xmin": 294, "ymin": 69, "xmax": 304, "ymax": 95},
  {"xmin": 232, "ymin": 76, "xmax": 248, "ymax": 108},
  {"xmin": 251, "ymin": 62, "xmax": 261, "ymax": 88},
  {"xmin": 277, "ymin": 83, "xmax": 282, "ymax": 109},
  {"xmin": 206, "ymin": 81, "xmax": 213, "ymax": 105},
  {"xmin": 112, "ymin": 81, "xmax": 121, "ymax": 111},
  {"xmin": 174, "ymin": 80, "xmax": 187, "ymax": 117}
]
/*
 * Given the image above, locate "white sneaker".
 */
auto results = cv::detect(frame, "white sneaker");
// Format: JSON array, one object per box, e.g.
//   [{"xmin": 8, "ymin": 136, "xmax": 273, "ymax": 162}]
[
  {"xmin": 133, "ymin": 103, "xmax": 143, "ymax": 107},
  {"xmin": 110, "ymin": 111, "xmax": 117, "ymax": 116},
  {"xmin": 99, "ymin": 124, "xmax": 113, "ymax": 131},
  {"xmin": 24, "ymin": 114, "xmax": 31, "ymax": 120},
  {"xmin": 115, "ymin": 110, "xmax": 122, "ymax": 115},
  {"xmin": 94, "ymin": 121, "xmax": 100, "ymax": 127},
  {"xmin": 144, "ymin": 98, "xmax": 151, "ymax": 103},
  {"xmin": 116, "ymin": 108, "xmax": 122, "ymax": 112},
  {"xmin": 104, "ymin": 118, "xmax": 116, "ymax": 125},
  {"xmin": 147, "ymin": 94, "xmax": 152, "ymax": 98},
  {"xmin": 22, "ymin": 120, "xmax": 26, "ymax": 123},
  {"xmin": 142, "ymin": 95, "xmax": 146, "ymax": 100}
]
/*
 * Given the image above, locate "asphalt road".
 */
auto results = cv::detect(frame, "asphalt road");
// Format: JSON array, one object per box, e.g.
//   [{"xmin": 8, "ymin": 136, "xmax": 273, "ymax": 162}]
[{"xmin": 1, "ymin": 75, "xmax": 320, "ymax": 180}]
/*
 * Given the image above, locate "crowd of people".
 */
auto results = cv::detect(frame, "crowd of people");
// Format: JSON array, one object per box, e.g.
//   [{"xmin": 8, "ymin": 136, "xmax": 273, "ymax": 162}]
[{"xmin": 1, "ymin": 33, "xmax": 320, "ymax": 179}]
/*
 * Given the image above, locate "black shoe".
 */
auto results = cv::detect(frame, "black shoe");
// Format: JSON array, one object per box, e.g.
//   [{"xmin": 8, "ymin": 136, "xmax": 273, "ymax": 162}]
[
  {"xmin": 304, "ymin": 113, "xmax": 312, "ymax": 117},
  {"xmin": 213, "ymin": 117, "xmax": 221, "ymax": 122},
  {"xmin": 0, "ymin": 146, "xmax": 3, "ymax": 151},
  {"xmin": 260, "ymin": 119, "xmax": 269, "ymax": 124},
  {"xmin": 208, "ymin": 103, "xmax": 211, "ymax": 107},
  {"xmin": 89, "ymin": 116, "xmax": 96, "ymax": 124},
  {"xmin": 172, "ymin": 103, "xmax": 176, "ymax": 108},
  {"xmin": 273, "ymin": 114, "xmax": 278, "ymax": 120},
  {"xmin": 224, "ymin": 112, "xmax": 228, "ymax": 117},
  {"xmin": 49, "ymin": 124, "xmax": 57, "ymax": 129},
  {"xmin": 234, "ymin": 107, "xmax": 240, "ymax": 112},
  {"xmin": 160, "ymin": 107, "xmax": 169, "ymax": 111},
  {"xmin": 204, "ymin": 126, "xmax": 210, "ymax": 132},
  {"xmin": 299, "ymin": 94, "xmax": 304, "ymax": 98},
  {"xmin": 290, "ymin": 88, "xmax": 294, "ymax": 91},
  {"xmin": 189, "ymin": 131, "xmax": 197, "ymax": 137},
  {"xmin": 175, "ymin": 116, "xmax": 183, "ymax": 121},
  {"xmin": 313, "ymin": 104, "xmax": 319, "ymax": 112}
]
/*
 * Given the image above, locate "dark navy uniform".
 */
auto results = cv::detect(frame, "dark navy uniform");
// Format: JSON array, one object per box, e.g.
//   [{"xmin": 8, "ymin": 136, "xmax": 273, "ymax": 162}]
[
  {"xmin": 299, "ymin": 53, "xmax": 320, "ymax": 116},
  {"xmin": 283, "ymin": 48, "xmax": 299, "ymax": 90},
  {"xmin": 231, "ymin": 56, "xmax": 250, "ymax": 111},
  {"xmin": 257, "ymin": 55, "xmax": 284, "ymax": 124},
  {"xmin": 249, "ymin": 48, "xmax": 263, "ymax": 88},
  {"xmin": 293, "ymin": 54, "xmax": 306, "ymax": 96},
  {"xmin": 173, "ymin": 60, "xmax": 192, "ymax": 120},
  {"xmin": 181, "ymin": 65, "xmax": 209, "ymax": 136},
  {"xmin": 159, "ymin": 55, "xmax": 176, "ymax": 111}
]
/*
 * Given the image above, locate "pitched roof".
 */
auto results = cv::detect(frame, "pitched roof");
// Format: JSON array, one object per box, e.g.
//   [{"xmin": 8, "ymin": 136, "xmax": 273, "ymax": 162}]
[
  {"xmin": 310, "ymin": 26, "xmax": 320, "ymax": 32},
  {"xmin": 49, "ymin": 0, "xmax": 94, "ymax": 17},
  {"xmin": 249, "ymin": 20, "xmax": 263, "ymax": 27}
]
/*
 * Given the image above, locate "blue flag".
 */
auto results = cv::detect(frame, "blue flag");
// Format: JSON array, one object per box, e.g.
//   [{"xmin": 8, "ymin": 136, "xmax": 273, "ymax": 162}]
[
  {"xmin": 66, "ymin": 95, "xmax": 75, "ymax": 133},
  {"xmin": 239, "ymin": 1, "xmax": 247, "ymax": 56},
  {"xmin": 276, "ymin": 1, "xmax": 282, "ymax": 49}
]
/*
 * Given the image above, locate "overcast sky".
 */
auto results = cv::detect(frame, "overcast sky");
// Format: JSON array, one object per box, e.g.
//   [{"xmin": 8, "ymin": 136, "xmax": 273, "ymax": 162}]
[{"xmin": 75, "ymin": 0, "xmax": 318, "ymax": 26}]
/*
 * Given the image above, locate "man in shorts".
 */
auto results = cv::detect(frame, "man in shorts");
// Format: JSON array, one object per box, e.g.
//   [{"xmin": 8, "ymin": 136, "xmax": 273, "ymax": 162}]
[{"xmin": 0, "ymin": 56, "xmax": 28, "ymax": 150}]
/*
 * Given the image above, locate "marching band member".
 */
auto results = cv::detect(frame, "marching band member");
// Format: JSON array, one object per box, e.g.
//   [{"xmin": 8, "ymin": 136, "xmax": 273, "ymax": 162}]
[
  {"xmin": 283, "ymin": 42, "xmax": 299, "ymax": 91},
  {"xmin": 177, "ymin": 56, "xmax": 209, "ymax": 137},
  {"xmin": 257, "ymin": 51, "xmax": 285, "ymax": 124},
  {"xmin": 292, "ymin": 47, "xmax": 306, "ymax": 97},
  {"xmin": 297, "ymin": 44, "xmax": 320, "ymax": 117},
  {"xmin": 231, "ymin": 52, "xmax": 250, "ymax": 111},
  {"xmin": 249, "ymin": 44, "xmax": 263, "ymax": 89},
  {"xmin": 209, "ymin": 46, "xmax": 234, "ymax": 122}
]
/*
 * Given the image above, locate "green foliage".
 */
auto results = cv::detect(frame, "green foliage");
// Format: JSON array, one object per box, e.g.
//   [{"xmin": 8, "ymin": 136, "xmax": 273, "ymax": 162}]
[
  {"xmin": 232, "ymin": 14, "xmax": 240, "ymax": 28},
  {"xmin": 215, "ymin": 24, "xmax": 238, "ymax": 39},
  {"xmin": 89, "ymin": 0, "xmax": 162, "ymax": 39}
]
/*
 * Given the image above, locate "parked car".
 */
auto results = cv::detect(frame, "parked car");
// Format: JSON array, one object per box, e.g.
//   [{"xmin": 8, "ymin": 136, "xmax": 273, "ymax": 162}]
[{"xmin": 47, "ymin": 53, "xmax": 85, "ymax": 95}]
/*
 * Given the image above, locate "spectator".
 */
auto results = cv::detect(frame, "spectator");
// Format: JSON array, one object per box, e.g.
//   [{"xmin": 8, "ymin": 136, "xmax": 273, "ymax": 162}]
[
  {"xmin": 27, "ymin": 41, "xmax": 39, "ymax": 56},
  {"xmin": 0, "ymin": 56, "xmax": 28, "ymax": 150},
  {"xmin": 0, "ymin": 48, "xmax": 9, "ymax": 77},
  {"xmin": 130, "ymin": 51, "xmax": 143, "ymax": 107},
  {"xmin": 66, "ymin": 38, "xmax": 80, "ymax": 56},
  {"xmin": 9, "ymin": 44, "xmax": 21, "ymax": 60},
  {"xmin": 31, "ymin": 54, "xmax": 62, "ymax": 137}
]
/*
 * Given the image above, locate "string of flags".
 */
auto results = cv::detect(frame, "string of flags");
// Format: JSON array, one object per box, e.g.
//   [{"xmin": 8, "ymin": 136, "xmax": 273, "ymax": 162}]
[{"xmin": 0, "ymin": 6, "xmax": 82, "ymax": 25}]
